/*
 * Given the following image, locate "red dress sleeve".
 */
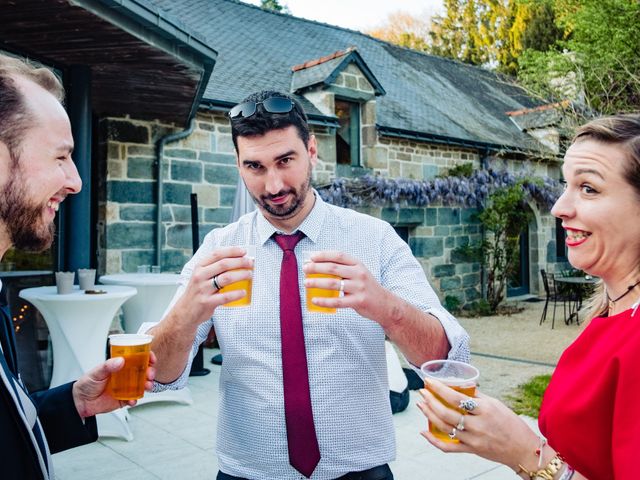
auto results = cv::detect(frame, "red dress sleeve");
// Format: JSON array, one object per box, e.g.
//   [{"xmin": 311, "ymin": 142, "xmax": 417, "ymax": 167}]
[{"xmin": 538, "ymin": 308, "xmax": 640, "ymax": 479}]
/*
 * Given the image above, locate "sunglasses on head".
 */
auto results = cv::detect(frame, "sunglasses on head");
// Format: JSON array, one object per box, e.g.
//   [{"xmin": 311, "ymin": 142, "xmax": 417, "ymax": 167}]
[{"xmin": 228, "ymin": 96, "xmax": 295, "ymax": 119}]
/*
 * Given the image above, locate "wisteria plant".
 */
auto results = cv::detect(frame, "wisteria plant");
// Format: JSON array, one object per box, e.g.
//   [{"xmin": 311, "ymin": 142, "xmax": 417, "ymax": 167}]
[{"xmin": 316, "ymin": 169, "xmax": 562, "ymax": 212}]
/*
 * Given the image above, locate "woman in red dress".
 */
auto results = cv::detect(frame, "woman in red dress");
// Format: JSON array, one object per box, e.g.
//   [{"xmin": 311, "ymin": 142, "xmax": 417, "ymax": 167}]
[{"xmin": 418, "ymin": 114, "xmax": 640, "ymax": 479}]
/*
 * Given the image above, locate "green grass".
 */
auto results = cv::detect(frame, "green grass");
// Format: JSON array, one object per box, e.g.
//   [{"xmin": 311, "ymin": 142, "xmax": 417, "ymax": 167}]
[{"xmin": 507, "ymin": 374, "xmax": 552, "ymax": 417}]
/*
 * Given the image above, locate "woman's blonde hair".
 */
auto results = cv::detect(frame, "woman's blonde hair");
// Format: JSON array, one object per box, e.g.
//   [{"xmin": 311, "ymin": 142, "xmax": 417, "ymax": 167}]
[
  {"xmin": 0, "ymin": 53, "xmax": 64, "ymax": 163},
  {"xmin": 571, "ymin": 114, "xmax": 640, "ymax": 319}
]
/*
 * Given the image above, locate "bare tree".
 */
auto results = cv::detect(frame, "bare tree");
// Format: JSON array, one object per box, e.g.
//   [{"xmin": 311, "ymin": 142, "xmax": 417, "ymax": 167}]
[{"xmin": 366, "ymin": 10, "xmax": 434, "ymax": 51}]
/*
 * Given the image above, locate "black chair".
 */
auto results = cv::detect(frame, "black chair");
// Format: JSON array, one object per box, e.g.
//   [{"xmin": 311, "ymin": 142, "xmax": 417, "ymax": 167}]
[{"xmin": 540, "ymin": 269, "xmax": 574, "ymax": 329}]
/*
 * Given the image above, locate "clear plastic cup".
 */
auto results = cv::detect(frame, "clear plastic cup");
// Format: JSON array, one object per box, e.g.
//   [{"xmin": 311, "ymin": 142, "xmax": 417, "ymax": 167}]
[
  {"xmin": 421, "ymin": 359, "xmax": 480, "ymax": 443},
  {"xmin": 219, "ymin": 245, "xmax": 255, "ymax": 307},
  {"xmin": 107, "ymin": 334, "xmax": 153, "ymax": 400},
  {"xmin": 302, "ymin": 251, "xmax": 341, "ymax": 314}
]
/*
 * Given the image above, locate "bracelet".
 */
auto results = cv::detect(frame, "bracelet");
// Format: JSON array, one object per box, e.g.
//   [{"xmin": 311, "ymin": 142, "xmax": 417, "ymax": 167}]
[
  {"xmin": 536, "ymin": 437, "xmax": 547, "ymax": 469},
  {"xmin": 558, "ymin": 465, "xmax": 575, "ymax": 480},
  {"xmin": 517, "ymin": 454, "xmax": 564, "ymax": 480}
]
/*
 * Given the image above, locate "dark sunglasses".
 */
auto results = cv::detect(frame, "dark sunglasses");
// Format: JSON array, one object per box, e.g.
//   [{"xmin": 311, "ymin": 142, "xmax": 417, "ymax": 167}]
[{"xmin": 228, "ymin": 96, "xmax": 295, "ymax": 119}]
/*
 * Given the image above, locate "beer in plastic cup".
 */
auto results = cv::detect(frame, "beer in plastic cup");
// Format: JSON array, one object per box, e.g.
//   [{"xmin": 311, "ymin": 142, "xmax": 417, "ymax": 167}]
[
  {"xmin": 107, "ymin": 334, "xmax": 153, "ymax": 401},
  {"xmin": 219, "ymin": 245, "xmax": 255, "ymax": 307},
  {"xmin": 421, "ymin": 359, "xmax": 479, "ymax": 443},
  {"xmin": 303, "ymin": 251, "xmax": 341, "ymax": 314}
]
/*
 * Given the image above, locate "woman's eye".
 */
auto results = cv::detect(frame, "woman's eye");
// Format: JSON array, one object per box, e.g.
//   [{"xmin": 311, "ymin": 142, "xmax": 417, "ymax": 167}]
[{"xmin": 581, "ymin": 184, "xmax": 597, "ymax": 194}]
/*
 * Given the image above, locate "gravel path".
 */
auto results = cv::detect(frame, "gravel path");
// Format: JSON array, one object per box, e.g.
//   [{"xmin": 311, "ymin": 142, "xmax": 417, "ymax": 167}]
[{"xmin": 457, "ymin": 300, "xmax": 586, "ymax": 402}]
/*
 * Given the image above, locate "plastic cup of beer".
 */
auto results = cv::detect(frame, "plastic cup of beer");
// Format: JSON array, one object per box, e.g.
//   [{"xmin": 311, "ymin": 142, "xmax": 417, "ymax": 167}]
[
  {"xmin": 421, "ymin": 359, "xmax": 479, "ymax": 444},
  {"xmin": 219, "ymin": 245, "xmax": 255, "ymax": 307},
  {"xmin": 302, "ymin": 251, "xmax": 341, "ymax": 314},
  {"xmin": 107, "ymin": 334, "xmax": 153, "ymax": 401}
]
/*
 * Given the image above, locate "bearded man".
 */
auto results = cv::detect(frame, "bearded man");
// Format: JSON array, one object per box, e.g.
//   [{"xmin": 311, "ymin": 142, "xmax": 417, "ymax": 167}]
[{"xmin": 0, "ymin": 53, "xmax": 155, "ymax": 480}]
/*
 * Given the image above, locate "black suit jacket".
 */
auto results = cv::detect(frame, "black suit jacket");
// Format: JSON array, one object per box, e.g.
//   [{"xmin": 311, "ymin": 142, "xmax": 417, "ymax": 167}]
[{"xmin": 1, "ymin": 303, "xmax": 97, "ymax": 479}]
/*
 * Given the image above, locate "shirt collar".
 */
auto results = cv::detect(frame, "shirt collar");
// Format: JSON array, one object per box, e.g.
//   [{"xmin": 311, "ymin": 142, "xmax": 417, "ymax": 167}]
[{"xmin": 255, "ymin": 190, "xmax": 327, "ymax": 245}]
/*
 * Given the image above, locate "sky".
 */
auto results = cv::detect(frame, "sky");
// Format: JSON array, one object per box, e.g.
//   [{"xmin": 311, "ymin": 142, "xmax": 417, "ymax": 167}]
[{"xmin": 242, "ymin": 0, "xmax": 443, "ymax": 32}]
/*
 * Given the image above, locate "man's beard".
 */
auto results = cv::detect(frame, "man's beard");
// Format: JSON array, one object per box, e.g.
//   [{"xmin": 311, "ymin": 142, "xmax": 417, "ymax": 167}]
[
  {"xmin": 251, "ymin": 169, "xmax": 312, "ymax": 220},
  {"xmin": 0, "ymin": 169, "xmax": 55, "ymax": 252}
]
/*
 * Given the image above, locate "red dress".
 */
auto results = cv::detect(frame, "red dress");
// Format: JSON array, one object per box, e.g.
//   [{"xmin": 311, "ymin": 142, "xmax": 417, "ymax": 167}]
[{"xmin": 539, "ymin": 307, "xmax": 640, "ymax": 479}]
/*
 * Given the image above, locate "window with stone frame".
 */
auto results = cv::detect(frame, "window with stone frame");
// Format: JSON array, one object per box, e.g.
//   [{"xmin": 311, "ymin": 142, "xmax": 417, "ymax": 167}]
[{"xmin": 335, "ymin": 99, "xmax": 360, "ymax": 166}]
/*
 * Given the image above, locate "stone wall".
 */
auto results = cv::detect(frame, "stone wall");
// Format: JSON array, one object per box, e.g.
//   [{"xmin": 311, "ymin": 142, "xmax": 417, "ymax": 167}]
[
  {"xmin": 373, "ymin": 137, "xmax": 481, "ymax": 178},
  {"xmin": 311, "ymin": 124, "xmax": 337, "ymax": 185},
  {"xmin": 334, "ymin": 63, "xmax": 375, "ymax": 94},
  {"xmin": 98, "ymin": 112, "xmax": 238, "ymax": 274}
]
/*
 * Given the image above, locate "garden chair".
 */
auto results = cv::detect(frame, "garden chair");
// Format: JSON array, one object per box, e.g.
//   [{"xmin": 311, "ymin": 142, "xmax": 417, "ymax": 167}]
[{"xmin": 540, "ymin": 269, "xmax": 574, "ymax": 329}]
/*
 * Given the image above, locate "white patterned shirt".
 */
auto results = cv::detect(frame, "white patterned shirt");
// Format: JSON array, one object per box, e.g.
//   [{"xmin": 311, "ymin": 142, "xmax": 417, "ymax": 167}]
[{"xmin": 153, "ymin": 193, "xmax": 470, "ymax": 479}]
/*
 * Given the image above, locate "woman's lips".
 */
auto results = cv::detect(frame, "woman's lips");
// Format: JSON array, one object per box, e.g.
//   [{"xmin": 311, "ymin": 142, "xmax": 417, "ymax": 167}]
[{"xmin": 565, "ymin": 228, "xmax": 591, "ymax": 247}]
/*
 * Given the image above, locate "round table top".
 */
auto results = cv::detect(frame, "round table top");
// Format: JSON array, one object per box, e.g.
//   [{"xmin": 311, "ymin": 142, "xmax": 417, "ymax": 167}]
[
  {"xmin": 99, "ymin": 273, "xmax": 181, "ymax": 287},
  {"xmin": 0, "ymin": 270, "xmax": 52, "ymax": 278},
  {"xmin": 19, "ymin": 285, "xmax": 137, "ymax": 302},
  {"xmin": 554, "ymin": 276, "xmax": 598, "ymax": 284}
]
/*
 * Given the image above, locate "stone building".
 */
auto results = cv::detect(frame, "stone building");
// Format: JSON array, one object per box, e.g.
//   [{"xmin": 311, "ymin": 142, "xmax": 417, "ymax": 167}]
[
  {"xmin": 99, "ymin": 0, "xmax": 565, "ymax": 306},
  {"xmin": 2, "ymin": 0, "xmax": 568, "ymax": 314}
]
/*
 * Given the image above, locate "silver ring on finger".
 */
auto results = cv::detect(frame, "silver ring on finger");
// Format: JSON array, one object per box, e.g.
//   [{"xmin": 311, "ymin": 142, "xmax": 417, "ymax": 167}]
[
  {"xmin": 339, "ymin": 279, "xmax": 345, "ymax": 293},
  {"xmin": 448, "ymin": 427, "xmax": 457, "ymax": 439},
  {"xmin": 459, "ymin": 398, "xmax": 478, "ymax": 413},
  {"xmin": 456, "ymin": 415, "xmax": 465, "ymax": 431},
  {"xmin": 212, "ymin": 275, "xmax": 222, "ymax": 291}
]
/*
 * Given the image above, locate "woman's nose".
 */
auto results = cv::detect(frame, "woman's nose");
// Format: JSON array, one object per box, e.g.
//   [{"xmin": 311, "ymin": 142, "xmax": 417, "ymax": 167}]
[{"xmin": 551, "ymin": 189, "xmax": 573, "ymax": 219}]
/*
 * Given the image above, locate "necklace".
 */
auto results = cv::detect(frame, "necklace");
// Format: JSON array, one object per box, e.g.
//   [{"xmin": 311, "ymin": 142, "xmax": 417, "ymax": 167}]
[{"xmin": 607, "ymin": 279, "xmax": 640, "ymax": 313}]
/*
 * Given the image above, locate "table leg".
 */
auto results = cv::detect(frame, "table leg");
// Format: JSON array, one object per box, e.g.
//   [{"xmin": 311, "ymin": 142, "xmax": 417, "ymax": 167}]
[{"xmin": 97, "ymin": 408, "xmax": 133, "ymax": 441}]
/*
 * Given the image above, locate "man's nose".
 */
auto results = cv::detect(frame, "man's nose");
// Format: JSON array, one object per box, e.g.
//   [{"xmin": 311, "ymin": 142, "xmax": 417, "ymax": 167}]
[
  {"xmin": 64, "ymin": 160, "xmax": 82, "ymax": 194},
  {"xmin": 265, "ymin": 169, "xmax": 284, "ymax": 194}
]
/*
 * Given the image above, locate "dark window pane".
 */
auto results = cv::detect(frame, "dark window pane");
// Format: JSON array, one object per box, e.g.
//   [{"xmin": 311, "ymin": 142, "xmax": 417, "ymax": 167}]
[
  {"xmin": 335, "ymin": 99, "xmax": 359, "ymax": 166},
  {"xmin": 394, "ymin": 226, "xmax": 409, "ymax": 244},
  {"xmin": 556, "ymin": 217, "xmax": 567, "ymax": 261}
]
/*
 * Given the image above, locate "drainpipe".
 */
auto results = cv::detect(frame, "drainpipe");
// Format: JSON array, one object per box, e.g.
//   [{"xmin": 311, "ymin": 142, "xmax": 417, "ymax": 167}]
[
  {"xmin": 155, "ymin": 119, "xmax": 196, "ymax": 267},
  {"xmin": 479, "ymin": 148, "xmax": 490, "ymax": 300}
]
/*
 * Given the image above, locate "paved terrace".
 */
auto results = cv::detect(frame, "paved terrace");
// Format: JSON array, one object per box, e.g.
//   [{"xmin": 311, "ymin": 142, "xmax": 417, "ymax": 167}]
[{"xmin": 53, "ymin": 301, "xmax": 584, "ymax": 479}]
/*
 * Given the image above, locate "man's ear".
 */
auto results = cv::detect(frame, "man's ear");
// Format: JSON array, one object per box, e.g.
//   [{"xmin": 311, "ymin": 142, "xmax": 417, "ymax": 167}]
[{"xmin": 308, "ymin": 134, "xmax": 318, "ymax": 168}]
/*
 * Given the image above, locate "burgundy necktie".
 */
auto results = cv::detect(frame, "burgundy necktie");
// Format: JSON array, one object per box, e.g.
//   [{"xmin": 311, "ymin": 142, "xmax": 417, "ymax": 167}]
[{"xmin": 274, "ymin": 232, "xmax": 321, "ymax": 478}]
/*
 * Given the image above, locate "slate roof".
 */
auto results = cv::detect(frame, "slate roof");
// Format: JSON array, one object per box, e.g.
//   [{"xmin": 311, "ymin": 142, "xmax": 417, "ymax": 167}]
[{"xmin": 146, "ymin": 0, "xmax": 547, "ymax": 152}]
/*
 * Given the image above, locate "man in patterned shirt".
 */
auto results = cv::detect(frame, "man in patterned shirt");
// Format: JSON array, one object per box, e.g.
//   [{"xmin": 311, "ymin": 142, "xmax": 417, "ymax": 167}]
[{"xmin": 148, "ymin": 91, "xmax": 470, "ymax": 480}]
